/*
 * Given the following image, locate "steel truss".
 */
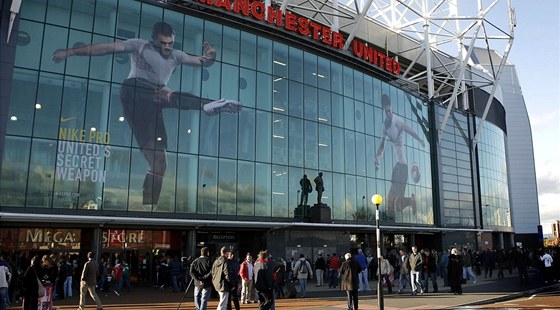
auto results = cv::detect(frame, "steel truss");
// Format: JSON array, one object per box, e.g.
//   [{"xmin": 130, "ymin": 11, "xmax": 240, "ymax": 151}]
[{"xmin": 275, "ymin": 0, "xmax": 515, "ymax": 144}]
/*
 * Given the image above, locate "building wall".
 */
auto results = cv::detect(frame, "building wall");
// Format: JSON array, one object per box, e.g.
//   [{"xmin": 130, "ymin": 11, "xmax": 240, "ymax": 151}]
[{"xmin": 0, "ymin": 0, "xmax": 432, "ymax": 226}]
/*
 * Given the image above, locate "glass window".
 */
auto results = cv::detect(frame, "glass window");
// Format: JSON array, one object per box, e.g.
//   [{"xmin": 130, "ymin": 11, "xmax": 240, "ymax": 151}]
[
  {"xmin": 303, "ymin": 85, "xmax": 317, "ymax": 121},
  {"xmin": 70, "ymin": 0, "xmax": 94, "ymax": 31},
  {"xmin": 65, "ymin": 30, "xmax": 93, "ymax": 78},
  {"xmin": 218, "ymin": 158, "xmax": 237, "ymax": 215},
  {"xmin": 0, "ymin": 136, "xmax": 28, "ymax": 207},
  {"xmin": 40, "ymin": 25, "xmax": 68, "ymax": 74},
  {"xmin": 257, "ymin": 37, "xmax": 272, "ymax": 74},
  {"xmin": 356, "ymin": 133, "xmax": 366, "ymax": 176},
  {"xmin": 255, "ymin": 163, "xmax": 272, "ymax": 216},
  {"xmin": 343, "ymin": 66, "xmax": 353, "ymax": 98},
  {"xmin": 353, "ymin": 71, "xmax": 364, "ymax": 102},
  {"xmin": 255, "ymin": 110, "xmax": 271, "ymax": 162},
  {"xmin": 272, "ymin": 114, "xmax": 288, "ymax": 165},
  {"xmin": 331, "ymin": 94, "xmax": 343, "ymax": 128},
  {"xmin": 256, "ymin": 72, "xmax": 272, "ymax": 111},
  {"xmin": 288, "ymin": 81, "xmax": 303, "ymax": 118},
  {"xmin": 288, "ymin": 47, "xmax": 303, "ymax": 83},
  {"xmin": 240, "ymin": 32, "xmax": 257, "ymax": 70},
  {"xmin": 317, "ymin": 89, "xmax": 331, "ymax": 124},
  {"xmin": 94, "ymin": 0, "xmax": 119, "ymax": 36},
  {"xmin": 317, "ymin": 56, "xmax": 330, "ymax": 91},
  {"xmin": 331, "ymin": 62, "xmax": 343, "ymax": 95},
  {"xmin": 116, "ymin": 0, "xmax": 141, "ymax": 40},
  {"xmin": 90, "ymin": 34, "xmax": 116, "ymax": 82},
  {"xmin": 345, "ymin": 175, "xmax": 357, "ymax": 219},
  {"xmin": 238, "ymin": 108, "xmax": 256, "ymax": 161},
  {"xmin": 272, "ymin": 77, "xmax": 287, "ymax": 114},
  {"xmin": 199, "ymin": 113, "xmax": 219, "ymax": 157},
  {"xmin": 27, "ymin": 139, "xmax": 56, "ymax": 208},
  {"xmin": 7, "ymin": 70, "xmax": 38, "ymax": 136},
  {"xmin": 304, "ymin": 120, "xmax": 318, "ymax": 169},
  {"xmin": 331, "ymin": 173, "xmax": 345, "ymax": 220},
  {"xmin": 354, "ymin": 101, "xmax": 365, "ymax": 133},
  {"xmin": 344, "ymin": 130, "xmax": 356, "ymax": 175},
  {"xmin": 33, "ymin": 73, "xmax": 62, "ymax": 139},
  {"xmin": 303, "ymin": 52, "xmax": 317, "ymax": 87},
  {"xmin": 343, "ymin": 97, "xmax": 355, "ymax": 130},
  {"xmin": 103, "ymin": 146, "xmax": 131, "ymax": 211},
  {"xmin": 46, "ymin": 0, "xmax": 70, "ymax": 27},
  {"xmin": 237, "ymin": 161, "xmax": 255, "ymax": 215},
  {"xmin": 273, "ymin": 42, "xmax": 288, "ymax": 78},
  {"xmin": 271, "ymin": 165, "xmax": 288, "ymax": 217},
  {"xmin": 221, "ymin": 64, "xmax": 240, "ymax": 102},
  {"xmin": 176, "ymin": 153, "xmax": 198, "ymax": 213},
  {"xmin": 222, "ymin": 26, "xmax": 240, "ymax": 65},
  {"xmin": 239, "ymin": 68, "xmax": 256, "ymax": 108},
  {"xmin": 199, "ymin": 156, "xmax": 218, "ymax": 214},
  {"xmin": 20, "ymin": 0, "xmax": 46, "ymax": 22},
  {"xmin": 332, "ymin": 127, "xmax": 344, "ymax": 173},
  {"xmin": 14, "ymin": 20, "xmax": 44, "ymax": 70},
  {"xmin": 219, "ymin": 110, "xmax": 239, "ymax": 159},
  {"xmin": 288, "ymin": 117, "xmax": 303, "ymax": 167}
]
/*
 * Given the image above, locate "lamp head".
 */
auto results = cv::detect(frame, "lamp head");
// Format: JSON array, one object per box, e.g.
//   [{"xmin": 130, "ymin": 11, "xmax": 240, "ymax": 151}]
[{"xmin": 371, "ymin": 194, "xmax": 382, "ymax": 205}]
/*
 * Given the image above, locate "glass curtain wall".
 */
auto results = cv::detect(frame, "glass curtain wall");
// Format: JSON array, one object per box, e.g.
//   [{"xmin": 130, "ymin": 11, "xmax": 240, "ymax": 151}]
[{"xmin": 0, "ymin": 0, "xmax": 433, "ymax": 225}]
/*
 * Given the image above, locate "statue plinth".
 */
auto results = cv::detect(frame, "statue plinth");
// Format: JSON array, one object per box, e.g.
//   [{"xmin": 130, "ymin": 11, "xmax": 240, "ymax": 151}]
[
  {"xmin": 310, "ymin": 204, "xmax": 331, "ymax": 223},
  {"xmin": 294, "ymin": 204, "xmax": 311, "ymax": 220}
]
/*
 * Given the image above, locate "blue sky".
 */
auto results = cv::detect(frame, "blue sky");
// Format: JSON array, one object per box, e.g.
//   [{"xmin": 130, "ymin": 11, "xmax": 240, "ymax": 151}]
[{"xmin": 508, "ymin": 0, "xmax": 560, "ymax": 234}]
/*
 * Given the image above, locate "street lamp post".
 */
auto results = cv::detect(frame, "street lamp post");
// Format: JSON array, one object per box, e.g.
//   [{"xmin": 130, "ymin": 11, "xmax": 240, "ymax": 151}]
[{"xmin": 371, "ymin": 194, "xmax": 383, "ymax": 310}]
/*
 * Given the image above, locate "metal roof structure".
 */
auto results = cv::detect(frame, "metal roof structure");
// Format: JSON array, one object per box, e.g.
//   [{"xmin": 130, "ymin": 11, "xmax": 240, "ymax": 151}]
[{"xmin": 274, "ymin": 0, "xmax": 515, "ymax": 144}]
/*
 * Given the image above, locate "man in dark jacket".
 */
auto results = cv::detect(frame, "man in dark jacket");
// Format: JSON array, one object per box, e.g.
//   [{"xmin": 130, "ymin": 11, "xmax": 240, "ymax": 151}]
[
  {"xmin": 78, "ymin": 252, "xmax": 103, "ymax": 310},
  {"xmin": 253, "ymin": 250, "xmax": 274, "ymax": 310},
  {"xmin": 212, "ymin": 247, "xmax": 233, "ymax": 310},
  {"xmin": 339, "ymin": 253, "xmax": 361, "ymax": 310},
  {"xmin": 190, "ymin": 247, "xmax": 213, "ymax": 310}
]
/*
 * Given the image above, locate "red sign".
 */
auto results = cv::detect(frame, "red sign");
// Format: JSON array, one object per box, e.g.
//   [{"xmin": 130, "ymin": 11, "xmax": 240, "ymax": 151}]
[{"xmin": 195, "ymin": 0, "xmax": 401, "ymax": 75}]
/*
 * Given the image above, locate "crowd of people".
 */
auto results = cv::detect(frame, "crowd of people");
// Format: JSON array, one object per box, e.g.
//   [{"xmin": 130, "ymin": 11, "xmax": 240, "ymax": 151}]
[{"xmin": 1, "ymin": 245, "xmax": 558, "ymax": 310}]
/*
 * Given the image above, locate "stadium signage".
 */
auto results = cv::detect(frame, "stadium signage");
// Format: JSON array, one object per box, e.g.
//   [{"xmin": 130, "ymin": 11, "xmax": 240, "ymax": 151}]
[{"xmin": 195, "ymin": 0, "xmax": 401, "ymax": 75}]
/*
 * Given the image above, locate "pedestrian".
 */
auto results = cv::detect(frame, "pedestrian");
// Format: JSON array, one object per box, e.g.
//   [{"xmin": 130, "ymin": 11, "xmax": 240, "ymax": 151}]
[
  {"xmin": 314, "ymin": 254, "xmax": 326, "ymax": 287},
  {"xmin": 514, "ymin": 247, "xmax": 529, "ymax": 284},
  {"xmin": 273, "ymin": 259, "xmax": 286, "ymax": 299},
  {"xmin": 540, "ymin": 249, "xmax": 554, "ymax": 284},
  {"xmin": 293, "ymin": 254, "xmax": 313, "ymax": 298},
  {"xmin": 227, "ymin": 252, "xmax": 241, "ymax": 310},
  {"xmin": 112, "ymin": 260, "xmax": 124, "ymax": 296},
  {"xmin": 447, "ymin": 248, "xmax": 463, "ymax": 295},
  {"xmin": 253, "ymin": 250, "xmax": 274, "ymax": 310},
  {"xmin": 482, "ymin": 248, "xmax": 495, "ymax": 278},
  {"xmin": 212, "ymin": 247, "xmax": 233, "ymax": 310},
  {"xmin": 239, "ymin": 253, "xmax": 255, "ymax": 304},
  {"xmin": 122, "ymin": 261, "xmax": 132, "ymax": 293},
  {"xmin": 396, "ymin": 249, "xmax": 410, "ymax": 294},
  {"xmin": 40, "ymin": 255, "xmax": 58, "ymax": 304},
  {"xmin": 354, "ymin": 249, "xmax": 370, "ymax": 291},
  {"xmin": 59, "ymin": 257, "xmax": 73, "ymax": 299},
  {"xmin": 379, "ymin": 254, "xmax": 393, "ymax": 294},
  {"xmin": 169, "ymin": 256, "xmax": 183, "ymax": 292},
  {"xmin": 421, "ymin": 248, "xmax": 438, "ymax": 293},
  {"xmin": 190, "ymin": 247, "xmax": 213, "ymax": 310},
  {"xmin": 409, "ymin": 246, "xmax": 424, "ymax": 295},
  {"xmin": 78, "ymin": 252, "xmax": 103, "ymax": 310},
  {"xmin": 339, "ymin": 253, "xmax": 360, "ymax": 310},
  {"xmin": 327, "ymin": 253, "xmax": 341, "ymax": 288},
  {"xmin": 0, "ymin": 253, "xmax": 12, "ymax": 310},
  {"xmin": 438, "ymin": 249, "xmax": 449, "ymax": 287},
  {"xmin": 461, "ymin": 249, "xmax": 477, "ymax": 284},
  {"xmin": 21, "ymin": 255, "xmax": 41, "ymax": 310}
]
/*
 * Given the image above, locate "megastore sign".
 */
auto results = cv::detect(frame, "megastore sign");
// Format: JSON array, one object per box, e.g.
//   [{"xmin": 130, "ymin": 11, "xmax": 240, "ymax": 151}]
[{"xmin": 195, "ymin": 0, "xmax": 401, "ymax": 75}]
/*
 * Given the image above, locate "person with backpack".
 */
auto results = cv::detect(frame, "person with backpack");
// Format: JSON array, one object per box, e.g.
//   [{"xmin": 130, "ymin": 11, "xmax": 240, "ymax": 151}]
[{"xmin": 293, "ymin": 254, "xmax": 313, "ymax": 298}]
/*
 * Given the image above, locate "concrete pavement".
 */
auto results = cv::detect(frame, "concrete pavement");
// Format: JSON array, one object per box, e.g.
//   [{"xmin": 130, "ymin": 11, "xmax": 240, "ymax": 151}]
[{"xmin": 8, "ymin": 266, "xmax": 559, "ymax": 309}]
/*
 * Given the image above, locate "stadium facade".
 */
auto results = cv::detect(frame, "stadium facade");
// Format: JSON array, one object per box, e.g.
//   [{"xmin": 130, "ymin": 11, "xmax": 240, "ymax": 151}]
[{"xmin": 0, "ymin": 0, "xmax": 539, "ymax": 281}]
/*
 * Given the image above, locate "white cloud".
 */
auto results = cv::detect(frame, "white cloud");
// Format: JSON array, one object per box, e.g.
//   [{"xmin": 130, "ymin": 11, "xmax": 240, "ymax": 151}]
[{"xmin": 539, "ymin": 193, "xmax": 560, "ymax": 235}]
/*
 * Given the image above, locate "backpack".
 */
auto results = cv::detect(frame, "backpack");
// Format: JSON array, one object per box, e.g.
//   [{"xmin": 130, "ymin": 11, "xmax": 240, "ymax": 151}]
[{"xmin": 299, "ymin": 261, "xmax": 308, "ymax": 274}]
